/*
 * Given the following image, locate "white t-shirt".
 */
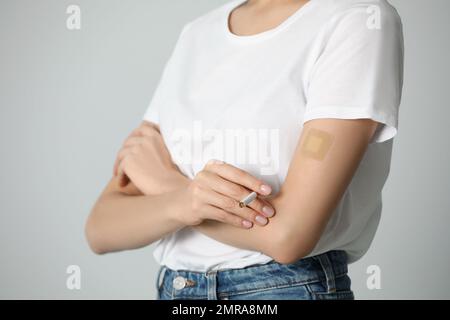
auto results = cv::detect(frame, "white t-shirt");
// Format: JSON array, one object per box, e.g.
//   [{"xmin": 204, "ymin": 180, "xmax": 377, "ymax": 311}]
[{"xmin": 142, "ymin": 0, "xmax": 404, "ymax": 272}]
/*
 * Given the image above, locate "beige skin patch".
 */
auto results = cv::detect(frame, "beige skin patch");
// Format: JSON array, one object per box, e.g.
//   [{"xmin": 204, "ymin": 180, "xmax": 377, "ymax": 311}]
[{"xmin": 300, "ymin": 128, "xmax": 334, "ymax": 161}]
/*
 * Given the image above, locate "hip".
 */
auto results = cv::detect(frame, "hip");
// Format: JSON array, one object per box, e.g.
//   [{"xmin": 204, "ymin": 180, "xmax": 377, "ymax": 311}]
[{"xmin": 155, "ymin": 250, "xmax": 354, "ymax": 300}]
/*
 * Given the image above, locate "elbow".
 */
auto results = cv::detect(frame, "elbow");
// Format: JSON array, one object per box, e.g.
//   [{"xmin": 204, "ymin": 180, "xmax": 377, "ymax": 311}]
[
  {"xmin": 84, "ymin": 215, "xmax": 109, "ymax": 255},
  {"xmin": 269, "ymin": 232, "xmax": 316, "ymax": 265},
  {"xmin": 271, "ymin": 248, "xmax": 313, "ymax": 266}
]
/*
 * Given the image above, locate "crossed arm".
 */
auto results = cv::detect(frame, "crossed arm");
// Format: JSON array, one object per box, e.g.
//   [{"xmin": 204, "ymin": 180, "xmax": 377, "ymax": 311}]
[
  {"xmin": 192, "ymin": 118, "xmax": 378, "ymax": 263},
  {"xmin": 87, "ymin": 117, "xmax": 377, "ymax": 263}
]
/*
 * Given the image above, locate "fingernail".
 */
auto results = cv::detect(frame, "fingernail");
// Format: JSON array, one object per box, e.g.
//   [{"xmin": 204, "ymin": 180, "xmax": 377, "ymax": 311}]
[
  {"xmin": 242, "ymin": 220, "xmax": 253, "ymax": 228},
  {"xmin": 262, "ymin": 206, "xmax": 274, "ymax": 218},
  {"xmin": 255, "ymin": 215, "xmax": 268, "ymax": 225},
  {"xmin": 260, "ymin": 184, "xmax": 272, "ymax": 195}
]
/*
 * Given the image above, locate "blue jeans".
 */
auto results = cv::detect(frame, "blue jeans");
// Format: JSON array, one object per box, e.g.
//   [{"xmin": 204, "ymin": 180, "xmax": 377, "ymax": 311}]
[{"xmin": 155, "ymin": 250, "xmax": 354, "ymax": 300}]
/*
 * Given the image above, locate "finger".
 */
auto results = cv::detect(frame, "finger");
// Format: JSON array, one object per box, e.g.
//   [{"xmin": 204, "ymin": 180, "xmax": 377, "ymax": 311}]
[
  {"xmin": 141, "ymin": 120, "xmax": 160, "ymax": 133},
  {"xmin": 137, "ymin": 123, "xmax": 160, "ymax": 139},
  {"xmin": 113, "ymin": 147, "xmax": 131, "ymax": 178},
  {"xmin": 113, "ymin": 152, "xmax": 124, "ymax": 177},
  {"xmin": 196, "ymin": 170, "xmax": 275, "ymax": 218},
  {"xmin": 113, "ymin": 128, "xmax": 142, "ymax": 176},
  {"xmin": 129, "ymin": 127, "xmax": 143, "ymax": 137},
  {"xmin": 246, "ymin": 198, "xmax": 276, "ymax": 218},
  {"xmin": 116, "ymin": 147, "xmax": 133, "ymax": 166},
  {"xmin": 204, "ymin": 160, "xmax": 272, "ymax": 196},
  {"xmin": 117, "ymin": 161, "xmax": 130, "ymax": 188},
  {"xmin": 199, "ymin": 188, "xmax": 268, "ymax": 226},
  {"xmin": 196, "ymin": 170, "xmax": 248, "ymax": 198},
  {"xmin": 203, "ymin": 205, "xmax": 253, "ymax": 229},
  {"xmin": 113, "ymin": 146, "xmax": 133, "ymax": 176},
  {"xmin": 122, "ymin": 136, "xmax": 145, "ymax": 148}
]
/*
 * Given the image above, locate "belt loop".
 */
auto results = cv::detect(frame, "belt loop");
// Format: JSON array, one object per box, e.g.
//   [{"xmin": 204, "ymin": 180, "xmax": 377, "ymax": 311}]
[
  {"xmin": 315, "ymin": 252, "xmax": 337, "ymax": 293},
  {"xmin": 206, "ymin": 270, "xmax": 218, "ymax": 300}
]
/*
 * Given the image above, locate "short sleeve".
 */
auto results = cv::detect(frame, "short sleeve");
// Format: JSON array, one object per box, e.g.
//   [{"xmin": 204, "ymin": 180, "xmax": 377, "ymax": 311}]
[
  {"xmin": 142, "ymin": 23, "xmax": 191, "ymax": 125},
  {"xmin": 303, "ymin": 5, "xmax": 404, "ymax": 143}
]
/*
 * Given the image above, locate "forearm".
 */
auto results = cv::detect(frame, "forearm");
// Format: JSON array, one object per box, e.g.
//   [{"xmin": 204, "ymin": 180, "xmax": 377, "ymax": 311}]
[
  {"xmin": 193, "ymin": 195, "xmax": 288, "ymax": 261},
  {"xmin": 150, "ymin": 171, "xmax": 277, "ymax": 255},
  {"xmin": 196, "ymin": 119, "xmax": 378, "ymax": 264},
  {"xmin": 86, "ymin": 178, "xmax": 188, "ymax": 254},
  {"xmin": 193, "ymin": 193, "xmax": 316, "ymax": 263},
  {"xmin": 194, "ymin": 219, "xmax": 279, "ymax": 257}
]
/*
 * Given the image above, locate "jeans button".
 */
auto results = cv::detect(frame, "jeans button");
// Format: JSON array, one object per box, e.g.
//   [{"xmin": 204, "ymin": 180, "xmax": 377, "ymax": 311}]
[{"xmin": 173, "ymin": 276, "xmax": 186, "ymax": 290}]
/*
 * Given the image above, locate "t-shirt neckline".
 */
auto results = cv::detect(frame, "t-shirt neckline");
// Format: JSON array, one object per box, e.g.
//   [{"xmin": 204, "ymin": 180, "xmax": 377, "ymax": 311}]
[{"xmin": 223, "ymin": 0, "xmax": 316, "ymax": 43}]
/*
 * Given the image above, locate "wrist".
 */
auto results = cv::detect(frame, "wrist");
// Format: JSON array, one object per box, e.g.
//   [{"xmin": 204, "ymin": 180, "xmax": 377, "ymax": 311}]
[
  {"xmin": 141, "ymin": 172, "xmax": 191, "ymax": 196},
  {"xmin": 166, "ymin": 185, "xmax": 192, "ymax": 227},
  {"xmin": 161, "ymin": 172, "xmax": 191, "ymax": 194}
]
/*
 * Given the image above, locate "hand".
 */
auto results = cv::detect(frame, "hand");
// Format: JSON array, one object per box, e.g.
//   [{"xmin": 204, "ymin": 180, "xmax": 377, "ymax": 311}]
[
  {"xmin": 113, "ymin": 121, "xmax": 188, "ymax": 195},
  {"xmin": 178, "ymin": 159, "xmax": 276, "ymax": 229}
]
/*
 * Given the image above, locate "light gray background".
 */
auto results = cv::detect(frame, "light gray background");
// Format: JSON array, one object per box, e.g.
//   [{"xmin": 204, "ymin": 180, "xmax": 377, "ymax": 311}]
[{"xmin": 1, "ymin": 0, "xmax": 449, "ymax": 299}]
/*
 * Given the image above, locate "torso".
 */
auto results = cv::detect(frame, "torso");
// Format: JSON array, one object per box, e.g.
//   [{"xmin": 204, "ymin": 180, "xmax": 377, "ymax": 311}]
[{"xmin": 143, "ymin": 0, "xmax": 403, "ymax": 272}]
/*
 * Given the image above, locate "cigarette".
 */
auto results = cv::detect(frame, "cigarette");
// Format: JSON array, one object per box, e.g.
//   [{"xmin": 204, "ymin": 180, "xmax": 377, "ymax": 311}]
[{"xmin": 239, "ymin": 191, "xmax": 257, "ymax": 208}]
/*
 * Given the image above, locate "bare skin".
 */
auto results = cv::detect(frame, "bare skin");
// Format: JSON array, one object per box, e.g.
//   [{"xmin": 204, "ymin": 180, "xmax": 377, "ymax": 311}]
[
  {"xmin": 86, "ymin": 117, "xmax": 377, "ymax": 262},
  {"xmin": 193, "ymin": 118, "xmax": 378, "ymax": 263},
  {"xmin": 85, "ymin": 122, "xmax": 275, "ymax": 254},
  {"xmin": 228, "ymin": 0, "xmax": 311, "ymax": 36},
  {"xmin": 85, "ymin": 0, "xmax": 379, "ymax": 263}
]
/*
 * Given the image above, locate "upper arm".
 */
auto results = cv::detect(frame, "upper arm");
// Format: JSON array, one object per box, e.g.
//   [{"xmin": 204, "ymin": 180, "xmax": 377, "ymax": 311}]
[
  {"xmin": 193, "ymin": 118, "xmax": 378, "ymax": 264},
  {"xmin": 269, "ymin": 117, "xmax": 378, "ymax": 263},
  {"xmin": 269, "ymin": 5, "xmax": 403, "ymax": 263}
]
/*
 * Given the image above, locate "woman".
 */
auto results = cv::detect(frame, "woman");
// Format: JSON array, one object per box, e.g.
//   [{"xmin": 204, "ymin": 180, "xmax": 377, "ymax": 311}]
[{"xmin": 85, "ymin": 0, "xmax": 404, "ymax": 300}]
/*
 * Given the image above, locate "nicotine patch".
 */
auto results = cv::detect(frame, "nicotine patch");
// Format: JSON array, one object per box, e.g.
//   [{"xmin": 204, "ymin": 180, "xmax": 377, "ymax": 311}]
[{"xmin": 301, "ymin": 128, "xmax": 334, "ymax": 161}]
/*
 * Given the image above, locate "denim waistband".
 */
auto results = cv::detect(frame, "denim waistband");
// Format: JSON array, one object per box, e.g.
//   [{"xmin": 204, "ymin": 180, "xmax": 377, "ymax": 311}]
[{"xmin": 156, "ymin": 250, "xmax": 348, "ymax": 300}]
